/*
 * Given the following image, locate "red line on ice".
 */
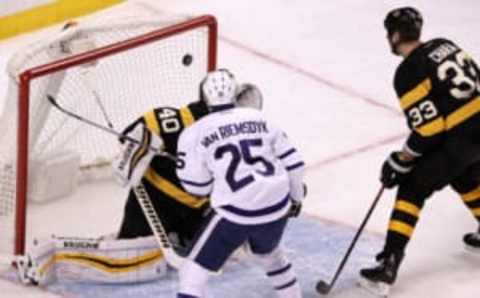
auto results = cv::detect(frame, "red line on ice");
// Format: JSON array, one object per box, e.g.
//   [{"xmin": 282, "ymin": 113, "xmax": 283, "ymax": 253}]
[
  {"xmin": 220, "ymin": 36, "xmax": 400, "ymax": 115},
  {"xmin": 221, "ymin": 36, "xmax": 405, "ymax": 166}
]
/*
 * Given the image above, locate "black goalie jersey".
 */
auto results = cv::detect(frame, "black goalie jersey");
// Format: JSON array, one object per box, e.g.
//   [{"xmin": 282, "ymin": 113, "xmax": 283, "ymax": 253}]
[
  {"xmin": 394, "ymin": 38, "xmax": 480, "ymax": 165},
  {"xmin": 117, "ymin": 101, "xmax": 209, "ymax": 247}
]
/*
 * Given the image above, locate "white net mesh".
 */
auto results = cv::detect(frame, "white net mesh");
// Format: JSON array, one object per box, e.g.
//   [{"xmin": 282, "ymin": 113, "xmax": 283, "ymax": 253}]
[{"xmin": 0, "ymin": 14, "xmax": 215, "ymax": 256}]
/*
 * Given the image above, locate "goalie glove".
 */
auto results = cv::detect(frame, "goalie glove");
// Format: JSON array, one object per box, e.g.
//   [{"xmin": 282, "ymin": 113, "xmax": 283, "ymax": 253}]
[{"xmin": 112, "ymin": 124, "xmax": 164, "ymax": 188}]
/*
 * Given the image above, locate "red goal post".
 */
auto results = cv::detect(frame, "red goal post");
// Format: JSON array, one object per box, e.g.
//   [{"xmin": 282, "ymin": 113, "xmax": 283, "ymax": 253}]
[{"xmin": 0, "ymin": 14, "xmax": 217, "ymax": 259}]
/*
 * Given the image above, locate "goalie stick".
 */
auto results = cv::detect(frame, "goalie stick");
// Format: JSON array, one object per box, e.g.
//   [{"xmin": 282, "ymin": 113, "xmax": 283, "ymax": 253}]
[
  {"xmin": 316, "ymin": 186, "xmax": 385, "ymax": 295},
  {"xmin": 132, "ymin": 183, "xmax": 184, "ymax": 269},
  {"xmin": 47, "ymin": 94, "xmax": 178, "ymax": 162}
]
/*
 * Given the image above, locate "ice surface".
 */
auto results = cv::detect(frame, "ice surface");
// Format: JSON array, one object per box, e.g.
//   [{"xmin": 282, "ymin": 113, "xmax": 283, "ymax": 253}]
[{"xmin": 1, "ymin": 0, "xmax": 479, "ymax": 297}]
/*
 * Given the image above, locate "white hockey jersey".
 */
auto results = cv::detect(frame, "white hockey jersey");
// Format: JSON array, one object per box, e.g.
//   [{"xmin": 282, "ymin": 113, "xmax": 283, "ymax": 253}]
[{"xmin": 176, "ymin": 107, "xmax": 304, "ymax": 225}]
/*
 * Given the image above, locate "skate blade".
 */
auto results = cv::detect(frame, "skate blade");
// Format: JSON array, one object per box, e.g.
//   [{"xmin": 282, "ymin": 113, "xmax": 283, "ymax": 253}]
[{"xmin": 358, "ymin": 277, "xmax": 390, "ymax": 297}]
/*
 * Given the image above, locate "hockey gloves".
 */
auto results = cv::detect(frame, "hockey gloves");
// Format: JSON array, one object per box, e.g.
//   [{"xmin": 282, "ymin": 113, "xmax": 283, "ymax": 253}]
[
  {"xmin": 288, "ymin": 200, "xmax": 302, "ymax": 217},
  {"xmin": 113, "ymin": 124, "xmax": 164, "ymax": 188},
  {"xmin": 380, "ymin": 151, "xmax": 416, "ymax": 189},
  {"xmin": 288, "ymin": 183, "xmax": 307, "ymax": 218}
]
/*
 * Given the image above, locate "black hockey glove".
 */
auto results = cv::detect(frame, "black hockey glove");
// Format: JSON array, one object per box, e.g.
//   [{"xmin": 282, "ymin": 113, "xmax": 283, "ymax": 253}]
[
  {"xmin": 380, "ymin": 151, "xmax": 416, "ymax": 189},
  {"xmin": 288, "ymin": 183, "xmax": 307, "ymax": 217},
  {"xmin": 288, "ymin": 200, "xmax": 302, "ymax": 217}
]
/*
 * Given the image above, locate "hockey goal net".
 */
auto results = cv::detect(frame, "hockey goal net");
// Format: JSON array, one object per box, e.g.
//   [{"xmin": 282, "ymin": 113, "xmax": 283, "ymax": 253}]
[{"xmin": 0, "ymin": 14, "xmax": 217, "ymax": 260}]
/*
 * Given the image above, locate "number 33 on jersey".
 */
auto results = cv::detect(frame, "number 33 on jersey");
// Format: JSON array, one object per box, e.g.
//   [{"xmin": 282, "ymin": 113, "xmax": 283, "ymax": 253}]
[{"xmin": 394, "ymin": 38, "xmax": 480, "ymax": 155}]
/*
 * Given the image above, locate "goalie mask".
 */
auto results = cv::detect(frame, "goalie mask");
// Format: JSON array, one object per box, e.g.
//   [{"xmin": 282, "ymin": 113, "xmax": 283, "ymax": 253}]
[{"xmin": 200, "ymin": 69, "xmax": 237, "ymax": 111}]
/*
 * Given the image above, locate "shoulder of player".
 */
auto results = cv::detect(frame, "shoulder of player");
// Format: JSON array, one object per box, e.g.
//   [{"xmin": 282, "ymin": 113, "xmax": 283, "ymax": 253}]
[
  {"xmin": 151, "ymin": 106, "xmax": 180, "ymax": 114},
  {"xmin": 393, "ymin": 42, "xmax": 436, "ymax": 96},
  {"xmin": 185, "ymin": 101, "xmax": 209, "ymax": 120}
]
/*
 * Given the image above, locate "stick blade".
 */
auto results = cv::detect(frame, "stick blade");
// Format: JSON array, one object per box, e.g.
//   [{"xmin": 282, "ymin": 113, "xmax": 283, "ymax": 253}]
[{"xmin": 316, "ymin": 280, "xmax": 331, "ymax": 295}]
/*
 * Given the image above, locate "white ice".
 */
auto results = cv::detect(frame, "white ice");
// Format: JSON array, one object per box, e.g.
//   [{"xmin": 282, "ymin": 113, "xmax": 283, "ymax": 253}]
[{"xmin": 0, "ymin": 0, "xmax": 479, "ymax": 297}]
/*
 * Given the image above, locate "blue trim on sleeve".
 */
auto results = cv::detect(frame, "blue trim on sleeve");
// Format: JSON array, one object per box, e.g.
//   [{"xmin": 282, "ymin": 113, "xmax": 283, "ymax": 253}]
[
  {"xmin": 286, "ymin": 161, "xmax": 305, "ymax": 171},
  {"xmin": 278, "ymin": 148, "xmax": 296, "ymax": 159}
]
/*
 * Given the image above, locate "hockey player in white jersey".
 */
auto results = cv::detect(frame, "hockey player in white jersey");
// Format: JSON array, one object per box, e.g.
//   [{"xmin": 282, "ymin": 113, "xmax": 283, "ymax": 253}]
[{"xmin": 176, "ymin": 69, "xmax": 306, "ymax": 298}]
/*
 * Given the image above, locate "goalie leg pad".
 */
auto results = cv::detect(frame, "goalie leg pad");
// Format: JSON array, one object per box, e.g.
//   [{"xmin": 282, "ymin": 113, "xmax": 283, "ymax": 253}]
[{"xmin": 20, "ymin": 235, "xmax": 168, "ymax": 285}]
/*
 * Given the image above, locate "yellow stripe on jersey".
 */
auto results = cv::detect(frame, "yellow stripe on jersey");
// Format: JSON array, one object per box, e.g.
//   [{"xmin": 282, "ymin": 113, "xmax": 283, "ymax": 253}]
[
  {"xmin": 394, "ymin": 200, "xmax": 420, "ymax": 217},
  {"xmin": 445, "ymin": 96, "xmax": 480, "ymax": 130},
  {"xmin": 144, "ymin": 168, "xmax": 208, "ymax": 209},
  {"xmin": 414, "ymin": 117, "xmax": 445, "ymax": 136},
  {"xmin": 388, "ymin": 220, "xmax": 414, "ymax": 237},
  {"xmin": 400, "ymin": 78, "xmax": 432, "ymax": 110},
  {"xmin": 40, "ymin": 249, "xmax": 163, "ymax": 275},
  {"xmin": 461, "ymin": 186, "xmax": 480, "ymax": 202},
  {"xmin": 143, "ymin": 110, "xmax": 161, "ymax": 135},
  {"xmin": 179, "ymin": 107, "xmax": 195, "ymax": 127},
  {"xmin": 411, "ymin": 96, "xmax": 480, "ymax": 137}
]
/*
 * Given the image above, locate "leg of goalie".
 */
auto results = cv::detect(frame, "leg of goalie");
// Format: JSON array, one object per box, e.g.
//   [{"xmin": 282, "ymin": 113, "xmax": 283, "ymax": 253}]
[{"xmin": 17, "ymin": 235, "xmax": 168, "ymax": 286}]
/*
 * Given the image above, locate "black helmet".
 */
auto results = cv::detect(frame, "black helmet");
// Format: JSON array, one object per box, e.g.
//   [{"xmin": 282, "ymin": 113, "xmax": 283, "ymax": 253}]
[{"xmin": 384, "ymin": 7, "xmax": 423, "ymax": 41}]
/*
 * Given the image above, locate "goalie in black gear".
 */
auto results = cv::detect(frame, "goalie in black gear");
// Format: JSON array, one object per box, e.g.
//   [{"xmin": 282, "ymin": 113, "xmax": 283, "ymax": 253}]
[
  {"xmin": 17, "ymin": 83, "xmax": 264, "ymax": 286},
  {"xmin": 115, "ymin": 100, "xmax": 210, "ymax": 253},
  {"xmin": 359, "ymin": 7, "xmax": 480, "ymax": 297}
]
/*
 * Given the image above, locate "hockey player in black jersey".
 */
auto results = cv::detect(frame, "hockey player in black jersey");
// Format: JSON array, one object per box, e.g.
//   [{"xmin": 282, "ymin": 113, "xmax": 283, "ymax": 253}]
[
  {"xmin": 359, "ymin": 7, "xmax": 480, "ymax": 296},
  {"xmin": 115, "ymin": 100, "xmax": 210, "ymax": 252}
]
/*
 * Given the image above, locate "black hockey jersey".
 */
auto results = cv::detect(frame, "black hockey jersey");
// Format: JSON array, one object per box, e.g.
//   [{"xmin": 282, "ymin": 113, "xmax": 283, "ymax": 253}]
[
  {"xmin": 394, "ymin": 38, "xmax": 480, "ymax": 159},
  {"xmin": 117, "ymin": 100, "xmax": 210, "ymax": 243},
  {"xmin": 121, "ymin": 100, "xmax": 209, "ymax": 209}
]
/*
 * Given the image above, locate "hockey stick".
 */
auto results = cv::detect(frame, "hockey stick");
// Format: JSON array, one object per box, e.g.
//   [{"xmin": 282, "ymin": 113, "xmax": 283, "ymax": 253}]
[
  {"xmin": 79, "ymin": 68, "xmax": 115, "ymax": 129},
  {"xmin": 316, "ymin": 186, "xmax": 385, "ymax": 295},
  {"xmin": 132, "ymin": 183, "xmax": 184, "ymax": 269},
  {"xmin": 47, "ymin": 94, "xmax": 178, "ymax": 162}
]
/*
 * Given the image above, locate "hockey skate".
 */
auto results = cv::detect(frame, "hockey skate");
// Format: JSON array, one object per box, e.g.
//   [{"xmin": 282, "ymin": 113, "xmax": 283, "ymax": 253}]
[
  {"xmin": 15, "ymin": 254, "xmax": 40, "ymax": 285},
  {"xmin": 463, "ymin": 227, "xmax": 480, "ymax": 254},
  {"xmin": 358, "ymin": 251, "xmax": 403, "ymax": 297}
]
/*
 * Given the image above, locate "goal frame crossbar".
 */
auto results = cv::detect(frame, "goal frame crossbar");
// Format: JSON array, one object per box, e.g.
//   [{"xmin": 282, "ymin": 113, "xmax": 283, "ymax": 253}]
[{"xmin": 13, "ymin": 14, "xmax": 217, "ymax": 256}]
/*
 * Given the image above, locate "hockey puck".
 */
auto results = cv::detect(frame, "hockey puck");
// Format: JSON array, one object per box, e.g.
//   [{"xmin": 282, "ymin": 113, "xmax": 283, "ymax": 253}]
[
  {"xmin": 316, "ymin": 280, "xmax": 330, "ymax": 294},
  {"xmin": 182, "ymin": 54, "xmax": 193, "ymax": 66}
]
